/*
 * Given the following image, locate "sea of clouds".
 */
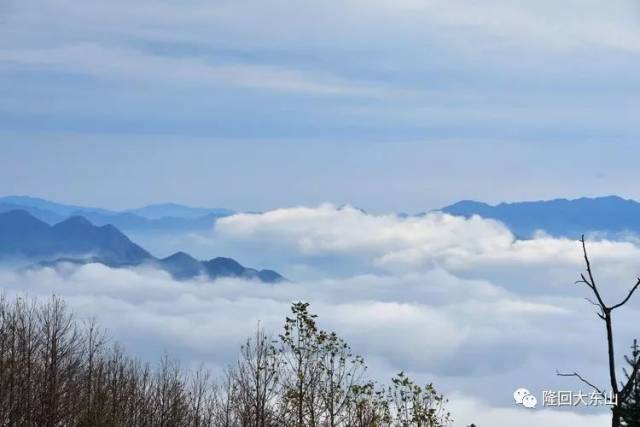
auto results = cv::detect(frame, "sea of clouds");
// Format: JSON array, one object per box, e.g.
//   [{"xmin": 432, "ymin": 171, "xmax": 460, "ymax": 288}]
[{"xmin": 4, "ymin": 205, "xmax": 640, "ymax": 426}]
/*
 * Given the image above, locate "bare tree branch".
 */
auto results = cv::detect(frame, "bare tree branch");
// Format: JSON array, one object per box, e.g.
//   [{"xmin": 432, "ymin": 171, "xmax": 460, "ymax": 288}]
[
  {"xmin": 580, "ymin": 235, "xmax": 607, "ymax": 309},
  {"xmin": 576, "ymin": 274, "xmax": 593, "ymax": 288},
  {"xmin": 556, "ymin": 370, "xmax": 604, "ymax": 395},
  {"xmin": 583, "ymin": 298, "xmax": 606, "ymax": 320},
  {"xmin": 611, "ymin": 278, "xmax": 640, "ymax": 311}
]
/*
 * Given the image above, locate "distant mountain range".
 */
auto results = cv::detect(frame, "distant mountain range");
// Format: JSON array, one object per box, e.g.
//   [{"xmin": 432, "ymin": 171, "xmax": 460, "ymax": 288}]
[
  {"xmin": 440, "ymin": 195, "xmax": 640, "ymax": 238},
  {"xmin": 0, "ymin": 196, "xmax": 235, "ymax": 234},
  {"xmin": 0, "ymin": 209, "xmax": 283, "ymax": 283},
  {"xmin": 4, "ymin": 194, "xmax": 640, "ymax": 249}
]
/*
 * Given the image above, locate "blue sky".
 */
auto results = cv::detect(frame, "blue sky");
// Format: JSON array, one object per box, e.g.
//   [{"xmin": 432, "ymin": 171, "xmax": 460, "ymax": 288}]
[{"xmin": 1, "ymin": 0, "xmax": 640, "ymax": 211}]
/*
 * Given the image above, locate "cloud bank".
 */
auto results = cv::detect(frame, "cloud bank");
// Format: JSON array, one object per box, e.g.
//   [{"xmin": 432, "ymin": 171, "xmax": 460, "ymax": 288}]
[
  {"xmin": 214, "ymin": 206, "xmax": 640, "ymax": 297},
  {"xmin": 0, "ymin": 264, "xmax": 611, "ymax": 426},
  {"xmin": 5, "ymin": 205, "xmax": 640, "ymax": 425}
]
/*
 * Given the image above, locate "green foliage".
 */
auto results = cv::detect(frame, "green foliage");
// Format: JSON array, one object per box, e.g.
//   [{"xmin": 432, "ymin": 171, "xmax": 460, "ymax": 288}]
[
  {"xmin": 277, "ymin": 302, "xmax": 452, "ymax": 427},
  {"xmin": 621, "ymin": 340, "xmax": 640, "ymax": 427},
  {"xmin": 386, "ymin": 372, "xmax": 452, "ymax": 427}
]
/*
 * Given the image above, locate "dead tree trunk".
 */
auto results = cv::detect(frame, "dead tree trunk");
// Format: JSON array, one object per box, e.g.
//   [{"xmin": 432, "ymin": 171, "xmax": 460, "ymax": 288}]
[{"xmin": 558, "ymin": 236, "xmax": 640, "ymax": 427}]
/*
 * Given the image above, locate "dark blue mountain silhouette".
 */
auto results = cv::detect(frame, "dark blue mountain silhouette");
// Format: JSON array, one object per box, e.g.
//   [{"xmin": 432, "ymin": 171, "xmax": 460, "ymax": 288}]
[
  {"xmin": 156, "ymin": 254, "xmax": 283, "ymax": 283},
  {"xmin": 0, "ymin": 202, "xmax": 66, "ymax": 224},
  {"xmin": 0, "ymin": 210, "xmax": 283, "ymax": 283},
  {"xmin": 0, "ymin": 196, "xmax": 235, "ymax": 234},
  {"xmin": 201, "ymin": 257, "xmax": 283, "ymax": 283},
  {"xmin": 158, "ymin": 251, "xmax": 205, "ymax": 280},
  {"xmin": 0, "ymin": 210, "xmax": 151, "ymax": 264},
  {"xmin": 440, "ymin": 195, "xmax": 640, "ymax": 238}
]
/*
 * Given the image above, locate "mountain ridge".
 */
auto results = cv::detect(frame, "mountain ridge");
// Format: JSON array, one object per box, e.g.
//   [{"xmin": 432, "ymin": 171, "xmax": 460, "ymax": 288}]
[
  {"xmin": 6, "ymin": 194, "xmax": 640, "ymax": 241},
  {"xmin": 0, "ymin": 209, "xmax": 284, "ymax": 283},
  {"xmin": 0, "ymin": 196, "xmax": 236, "ymax": 235},
  {"xmin": 439, "ymin": 195, "xmax": 640, "ymax": 238}
]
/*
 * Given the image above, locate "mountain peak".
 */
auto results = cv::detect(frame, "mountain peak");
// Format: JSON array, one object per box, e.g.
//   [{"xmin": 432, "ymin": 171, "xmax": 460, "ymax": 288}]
[
  {"xmin": 205, "ymin": 257, "xmax": 245, "ymax": 274},
  {"xmin": 55, "ymin": 215, "xmax": 93, "ymax": 228},
  {"xmin": 162, "ymin": 251, "xmax": 198, "ymax": 263},
  {"xmin": 0, "ymin": 211, "xmax": 151, "ymax": 264},
  {"xmin": 0, "ymin": 206, "xmax": 282, "ymax": 283}
]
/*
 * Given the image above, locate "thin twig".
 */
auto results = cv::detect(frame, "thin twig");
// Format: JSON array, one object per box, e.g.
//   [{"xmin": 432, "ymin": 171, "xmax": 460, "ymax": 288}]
[{"xmin": 556, "ymin": 370, "xmax": 604, "ymax": 394}]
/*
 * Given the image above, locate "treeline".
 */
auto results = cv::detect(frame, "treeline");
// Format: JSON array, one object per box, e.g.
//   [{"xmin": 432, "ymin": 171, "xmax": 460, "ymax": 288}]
[{"xmin": 0, "ymin": 296, "xmax": 454, "ymax": 426}]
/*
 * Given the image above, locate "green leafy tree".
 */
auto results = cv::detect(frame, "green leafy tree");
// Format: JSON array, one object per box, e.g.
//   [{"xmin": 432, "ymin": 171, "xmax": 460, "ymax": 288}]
[
  {"xmin": 317, "ymin": 330, "xmax": 366, "ymax": 427},
  {"xmin": 349, "ymin": 381, "xmax": 391, "ymax": 427},
  {"xmin": 278, "ymin": 302, "xmax": 323, "ymax": 427},
  {"xmin": 386, "ymin": 372, "xmax": 452, "ymax": 427}
]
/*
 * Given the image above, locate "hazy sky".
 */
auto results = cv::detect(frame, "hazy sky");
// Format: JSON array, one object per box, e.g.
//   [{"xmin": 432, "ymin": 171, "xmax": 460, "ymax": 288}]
[{"xmin": 1, "ymin": 0, "xmax": 640, "ymax": 211}]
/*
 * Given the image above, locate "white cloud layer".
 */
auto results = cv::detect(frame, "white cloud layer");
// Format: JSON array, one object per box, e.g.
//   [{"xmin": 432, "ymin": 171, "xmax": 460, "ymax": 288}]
[
  {"xmin": 215, "ymin": 205, "xmax": 640, "ymax": 297},
  {"xmin": 4, "ymin": 205, "xmax": 640, "ymax": 426},
  {"xmin": 0, "ymin": 261, "xmax": 615, "ymax": 426}
]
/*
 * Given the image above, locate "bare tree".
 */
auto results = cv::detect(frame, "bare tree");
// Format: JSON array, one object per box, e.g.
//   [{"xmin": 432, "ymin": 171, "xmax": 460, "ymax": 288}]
[
  {"xmin": 0, "ymin": 295, "xmax": 456, "ymax": 427},
  {"xmin": 38, "ymin": 296, "xmax": 82, "ymax": 426},
  {"xmin": 188, "ymin": 365, "xmax": 215, "ymax": 427},
  {"xmin": 153, "ymin": 355, "xmax": 190, "ymax": 426},
  {"xmin": 234, "ymin": 325, "xmax": 280, "ymax": 427},
  {"xmin": 216, "ymin": 366, "xmax": 242, "ymax": 427},
  {"xmin": 558, "ymin": 235, "xmax": 640, "ymax": 427}
]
